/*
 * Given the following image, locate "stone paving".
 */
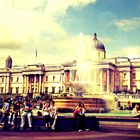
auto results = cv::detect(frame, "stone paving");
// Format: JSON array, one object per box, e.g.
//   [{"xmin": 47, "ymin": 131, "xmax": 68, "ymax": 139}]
[{"xmin": 0, "ymin": 128, "xmax": 140, "ymax": 140}]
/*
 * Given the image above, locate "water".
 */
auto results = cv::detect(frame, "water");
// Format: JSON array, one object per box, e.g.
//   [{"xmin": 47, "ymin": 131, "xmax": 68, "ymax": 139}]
[{"xmin": 75, "ymin": 33, "xmax": 101, "ymax": 95}]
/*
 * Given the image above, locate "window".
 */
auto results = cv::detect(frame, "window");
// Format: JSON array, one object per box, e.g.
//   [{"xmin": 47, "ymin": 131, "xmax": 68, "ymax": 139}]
[
  {"xmin": 2, "ymin": 77, "xmax": 4, "ymax": 83},
  {"xmin": 123, "ymin": 73, "xmax": 126, "ymax": 79},
  {"xmin": 52, "ymin": 87, "xmax": 55, "ymax": 93},
  {"xmin": 46, "ymin": 76, "xmax": 48, "ymax": 81},
  {"xmin": 17, "ymin": 77, "xmax": 19, "ymax": 82},
  {"xmin": 59, "ymin": 87, "xmax": 61, "ymax": 93},
  {"xmin": 53, "ymin": 76, "xmax": 55, "ymax": 82},
  {"xmin": 45, "ymin": 87, "xmax": 48, "ymax": 93},
  {"xmin": 16, "ymin": 87, "xmax": 19, "ymax": 94},
  {"xmin": 1, "ymin": 87, "xmax": 4, "ymax": 93}
]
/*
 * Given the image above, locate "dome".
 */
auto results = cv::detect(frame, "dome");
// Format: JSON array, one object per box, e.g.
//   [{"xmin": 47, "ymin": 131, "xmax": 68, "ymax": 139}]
[{"xmin": 92, "ymin": 33, "xmax": 105, "ymax": 52}]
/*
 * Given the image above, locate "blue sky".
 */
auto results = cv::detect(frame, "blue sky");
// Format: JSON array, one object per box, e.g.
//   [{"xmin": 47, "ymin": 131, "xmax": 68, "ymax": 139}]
[{"xmin": 0, "ymin": 0, "xmax": 140, "ymax": 67}]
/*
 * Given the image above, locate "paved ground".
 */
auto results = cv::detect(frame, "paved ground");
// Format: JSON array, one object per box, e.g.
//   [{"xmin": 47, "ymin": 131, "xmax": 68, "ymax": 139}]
[
  {"xmin": 0, "ymin": 126, "xmax": 140, "ymax": 140},
  {"xmin": 0, "ymin": 111, "xmax": 139, "ymax": 140}
]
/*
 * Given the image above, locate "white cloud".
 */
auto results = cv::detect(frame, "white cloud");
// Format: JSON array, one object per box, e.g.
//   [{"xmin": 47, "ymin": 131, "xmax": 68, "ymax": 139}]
[
  {"xmin": 0, "ymin": 0, "xmax": 97, "ymax": 67},
  {"xmin": 0, "ymin": 33, "xmax": 93, "ymax": 67},
  {"xmin": 45, "ymin": 0, "xmax": 96, "ymax": 16},
  {"xmin": 108, "ymin": 45, "xmax": 140, "ymax": 59},
  {"xmin": 114, "ymin": 18, "xmax": 140, "ymax": 31},
  {"xmin": 0, "ymin": 0, "xmax": 47, "ymax": 11}
]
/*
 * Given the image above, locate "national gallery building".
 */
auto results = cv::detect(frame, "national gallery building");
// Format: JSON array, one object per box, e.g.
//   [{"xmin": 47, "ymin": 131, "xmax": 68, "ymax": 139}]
[{"xmin": 0, "ymin": 33, "xmax": 140, "ymax": 101}]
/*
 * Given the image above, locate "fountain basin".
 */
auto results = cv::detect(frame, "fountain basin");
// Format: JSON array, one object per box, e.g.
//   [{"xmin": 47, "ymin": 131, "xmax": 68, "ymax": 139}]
[{"xmin": 53, "ymin": 97, "xmax": 108, "ymax": 113}]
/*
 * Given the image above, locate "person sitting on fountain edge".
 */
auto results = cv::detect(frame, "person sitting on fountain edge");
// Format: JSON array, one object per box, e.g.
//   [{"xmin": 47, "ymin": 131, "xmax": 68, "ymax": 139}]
[
  {"xmin": 0, "ymin": 99, "xmax": 10, "ymax": 127},
  {"xmin": 8, "ymin": 101, "xmax": 20, "ymax": 125},
  {"xmin": 20, "ymin": 100, "xmax": 32, "ymax": 128}
]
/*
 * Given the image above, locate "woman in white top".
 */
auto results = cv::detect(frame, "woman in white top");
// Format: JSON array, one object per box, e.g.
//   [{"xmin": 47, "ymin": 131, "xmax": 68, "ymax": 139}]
[
  {"xmin": 42, "ymin": 101, "xmax": 51, "ymax": 128},
  {"xmin": 132, "ymin": 104, "xmax": 140, "ymax": 129}
]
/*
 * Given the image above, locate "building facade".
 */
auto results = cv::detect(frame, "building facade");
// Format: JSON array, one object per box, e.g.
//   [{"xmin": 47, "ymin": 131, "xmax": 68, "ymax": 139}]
[{"xmin": 0, "ymin": 34, "xmax": 140, "ymax": 102}]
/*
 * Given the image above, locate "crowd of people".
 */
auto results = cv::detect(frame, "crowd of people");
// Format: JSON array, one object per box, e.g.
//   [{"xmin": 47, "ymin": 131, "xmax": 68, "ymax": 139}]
[
  {"xmin": 0, "ymin": 95, "xmax": 140, "ymax": 131},
  {"xmin": 0, "ymin": 96, "xmax": 58, "ymax": 131},
  {"xmin": 0, "ymin": 95, "xmax": 89, "ymax": 131}
]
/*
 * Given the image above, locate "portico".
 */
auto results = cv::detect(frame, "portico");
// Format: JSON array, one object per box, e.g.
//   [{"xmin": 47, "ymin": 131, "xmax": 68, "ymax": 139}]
[{"xmin": 22, "ymin": 64, "xmax": 45, "ymax": 96}]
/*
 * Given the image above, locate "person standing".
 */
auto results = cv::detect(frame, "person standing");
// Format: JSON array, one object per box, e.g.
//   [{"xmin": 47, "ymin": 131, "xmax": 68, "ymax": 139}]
[
  {"xmin": 42, "ymin": 101, "xmax": 51, "ymax": 129},
  {"xmin": 132, "ymin": 104, "xmax": 140, "ymax": 129},
  {"xmin": 49, "ymin": 100, "xmax": 58, "ymax": 130},
  {"xmin": 73, "ymin": 102, "xmax": 89, "ymax": 132}
]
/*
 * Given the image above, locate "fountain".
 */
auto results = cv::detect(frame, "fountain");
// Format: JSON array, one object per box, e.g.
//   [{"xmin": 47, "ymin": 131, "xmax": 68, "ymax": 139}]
[
  {"xmin": 69, "ymin": 32, "xmax": 103, "ymax": 96},
  {"xmin": 54, "ymin": 33, "xmax": 108, "ymax": 112}
]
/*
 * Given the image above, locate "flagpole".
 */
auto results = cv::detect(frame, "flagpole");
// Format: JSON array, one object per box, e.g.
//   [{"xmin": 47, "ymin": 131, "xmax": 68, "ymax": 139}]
[{"xmin": 36, "ymin": 49, "xmax": 37, "ymax": 64}]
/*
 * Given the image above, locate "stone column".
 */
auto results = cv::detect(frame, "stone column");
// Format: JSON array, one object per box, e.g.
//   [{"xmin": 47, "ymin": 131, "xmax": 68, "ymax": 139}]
[
  {"xmin": 22, "ymin": 75, "xmax": 24, "ymax": 93},
  {"xmin": 107, "ymin": 69, "xmax": 110, "ymax": 93},
  {"xmin": 25, "ymin": 76, "xmax": 27, "ymax": 93},
  {"xmin": 3, "ymin": 76, "xmax": 6, "ymax": 93},
  {"xmin": 60, "ymin": 74, "xmax": 63, "ymax": 92},
  {"xmin": 39, "ymin": 75, "xmax": 42, "ymax": 93},
  {"xmin": 27, "ymin": 76, "xmax": 29, "ymax": 93},
  {"xmin": 34, "ymin": 75, "xmax": 36, "ymax": 93},
  {"xmin": 100, "ymin": 69, "xmax": 103, "ymax": 93},
  {"xmin": 24, "ymin": 76, "xmax": 27, "ymax": 93},
  {"xmin": 111, "ymin": 70, "xmax": 115, "ymax": 92},
  {"xmin": 62, "ymin": 73, "xmax": 66, "ymax": 92},
  {"xmin": 6, "ymin": 76, "xmax": 10, "ymax": 93},
  {"xmin": 128, "ymin": 70, "xmax": 131, "ymax": 92},
  {"xmin": 42, "ymin": 76, "xmax": 44, "ymax": 93},
  {"xmin": 69, "ymin": 70, "xmax": 71, "ymax": 82}
]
